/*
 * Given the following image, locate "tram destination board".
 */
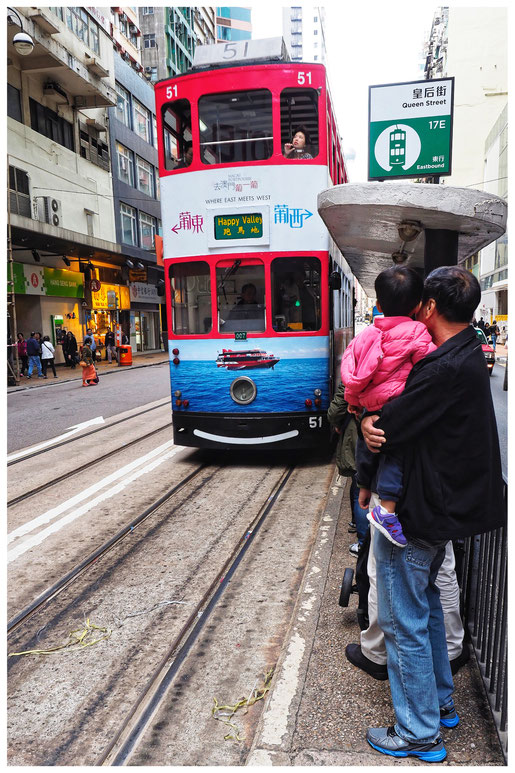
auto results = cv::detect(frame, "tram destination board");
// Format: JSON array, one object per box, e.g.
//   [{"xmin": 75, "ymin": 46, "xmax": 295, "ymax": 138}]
[
  {"xmin": 214, "ymin": 213, "xmax": 263, "ymax": 241},
  {"xmin": 368, "ymin": 77, "xmax": 454, "ymax": 180}
]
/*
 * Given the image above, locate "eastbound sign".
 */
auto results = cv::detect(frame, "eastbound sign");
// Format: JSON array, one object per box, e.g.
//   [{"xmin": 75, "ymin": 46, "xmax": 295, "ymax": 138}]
[
  {"xmin": 368, "ymin": 77, "xmax": 454, "ymax": 180},
  {"xmin": 214, "ymin": 213, "xmax": 263, "ymax": 240}
]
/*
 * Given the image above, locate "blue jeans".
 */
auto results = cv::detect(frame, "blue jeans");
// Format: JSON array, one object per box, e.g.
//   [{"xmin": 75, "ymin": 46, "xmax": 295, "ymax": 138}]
[
  {"xmin": 491, "ymin": 334, "xmax": 497, "ymax": 350},
  {"xmin": 375, "ymin": 531, "xmax": 454, "ymax": 743},
  {"xmin": 350, "ymin": 474, "xmax": 369, "ymax": 545},
  {"xmin": 356, "ymin": 437, "xmax": 404, "ymax": 502},
  {"xmin": 27, "ymin": 355, "xmax": 42, "ymax": 376}
]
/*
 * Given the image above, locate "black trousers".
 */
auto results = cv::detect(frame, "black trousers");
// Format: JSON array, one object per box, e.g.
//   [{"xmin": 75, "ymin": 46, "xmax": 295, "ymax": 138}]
[{"xmin": 42, "ymin": 358, "xmax": 57, "ymax": 377}]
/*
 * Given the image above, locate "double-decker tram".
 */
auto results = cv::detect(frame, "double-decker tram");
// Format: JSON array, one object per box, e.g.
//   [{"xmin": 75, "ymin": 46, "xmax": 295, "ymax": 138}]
[{"xmin": 155, "ymin": 38, "xmax": 354, "ymax": 449}]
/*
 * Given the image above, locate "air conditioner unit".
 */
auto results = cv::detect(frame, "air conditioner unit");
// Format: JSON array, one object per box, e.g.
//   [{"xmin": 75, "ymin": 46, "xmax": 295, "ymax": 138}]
[{"xmin": 39, "ymin": 196, "xmax": 63, "ymax": 227}]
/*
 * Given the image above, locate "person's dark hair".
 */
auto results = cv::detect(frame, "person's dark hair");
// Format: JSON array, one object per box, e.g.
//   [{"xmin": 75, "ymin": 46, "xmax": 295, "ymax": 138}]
[
  {"xmin": 293, "ymin": 125, "xmax": 310, "ymax": 145},
  {"xmin": 43, "ymin": 335, "xmax": 50, "ymax": 342},
  {"xmin": 84, "ymin": 337, "xmax": 92, "ymax": 345},
  {"xmin": 184, "ymin": 140, "xmax": 192, "ymax": 151},
  {"xmin": 30, "ymin": 331, "xmax": 35, "ymax": 337},
  {"xmin": 423, "ymin": 266, "xmax": 481, "ymax": 323},
  {"xmin": 241, "ymin": 283, "xmax": 256, "ymax": 294},
  {"xmin": 374, "ymin": 266, "xmax": 424, "ymax": 317}
]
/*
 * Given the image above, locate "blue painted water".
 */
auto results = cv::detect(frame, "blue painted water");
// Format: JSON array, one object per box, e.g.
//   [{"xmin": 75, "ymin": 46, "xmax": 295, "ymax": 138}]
[{"xmin": 169, "ymin": 358, "xmax": 330, "ymax": 413}]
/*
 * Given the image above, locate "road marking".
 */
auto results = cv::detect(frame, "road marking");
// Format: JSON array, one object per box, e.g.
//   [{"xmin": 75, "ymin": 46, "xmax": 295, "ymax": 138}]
[
  {"xmin": 8, "ymin": 440, "xmax": 180, "ymax": 561},
  {"xmin": 7, "ymin": 416, "xmax": 106, "ymax": 462}
]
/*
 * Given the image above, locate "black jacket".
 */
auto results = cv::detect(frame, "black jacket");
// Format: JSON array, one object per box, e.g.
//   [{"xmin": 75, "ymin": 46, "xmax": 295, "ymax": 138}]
[
  {"xmin": 375, "ymin": 325, "xmax": 505, "ymax": 541},
  {"xmin": 26, "ymin": 337, "xmax": 41, "ymax": 356}
]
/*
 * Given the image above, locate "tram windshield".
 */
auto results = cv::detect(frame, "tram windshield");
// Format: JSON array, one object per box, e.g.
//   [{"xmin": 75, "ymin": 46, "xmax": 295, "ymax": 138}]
[
  {"xmin": 217, "ymin": 262, "xmax": 266, "ymax": 333},
  {"xmin": 162, "ymin": 99, "xmax": 192, "ymax": 170},
  {"xmin": 198, "ymin": 89, "xmax": 273, "ymax": 165},
  {"xmin": 271, "ymin": 257, "xmax": 322, "ymax": 331},
  {"xmin": 280, "ymin": 88, "xmax": 319, "ymax": 159},
  {"xmin": 169, "ymin": 261, "xmax": 212, "ymax": 335}
]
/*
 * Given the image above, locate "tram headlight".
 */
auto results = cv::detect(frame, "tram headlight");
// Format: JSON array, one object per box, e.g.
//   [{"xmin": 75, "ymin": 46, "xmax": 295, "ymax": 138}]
[
  {"xmin": 173, "ymin": 357, "xmax": 180, "ymax": 365},
  {"xmin": 314, "ymin": 388, "xmax": 322, "ymax": 397},
  {"xmin": 305, "ymin": 398, "xmax": 313, "ymax": 408},
  {"xmin": 174, "ymin": 390, "xmax": 182, "ymax": 398},
  {"xmin": 314, "ymin": 398, "xmax": 322, "ymax": 407},
  {"xmin": 172, "ymin": 348, "xmax": 180, "ymax": 355},
  {"xmin": 183, "ymin": 399, "xmax": 189, "ymax": 408}
]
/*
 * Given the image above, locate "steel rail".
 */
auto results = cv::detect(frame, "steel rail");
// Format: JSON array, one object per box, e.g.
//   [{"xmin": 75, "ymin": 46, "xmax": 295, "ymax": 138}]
[
  {"xmin": 7, "ymin": 422, "xmax": 173, "ymax": 507},
  {"xmin": 7, "ymin": 463, "xmax": 207, "ymax": 636},
  {"xmin": 7, "ymin": 399, "xmax": 171, "ymax": 467},
  {"xmin": 96, "ymin": 465, "xmax": 295, "ymax": 767}
]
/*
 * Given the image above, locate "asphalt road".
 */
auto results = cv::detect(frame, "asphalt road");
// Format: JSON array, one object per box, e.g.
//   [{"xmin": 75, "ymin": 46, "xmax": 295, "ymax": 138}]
[{"xmin": 7, "ymin": 363, "xmax": 171, "ymax": 454}]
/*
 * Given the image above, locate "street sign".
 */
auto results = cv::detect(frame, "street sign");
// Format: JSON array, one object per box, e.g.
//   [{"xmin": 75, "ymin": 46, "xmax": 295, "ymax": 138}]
[
  {"xmin": 90, "ymin": 278, "xmax": 101, "ymax": 292},
  {"xmin": 368, "ymin": 77, "xmax": 454, "ymax": 181}
]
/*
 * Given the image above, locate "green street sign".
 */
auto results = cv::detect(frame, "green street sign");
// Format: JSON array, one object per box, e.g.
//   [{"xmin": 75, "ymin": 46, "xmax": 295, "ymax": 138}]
[
  {"xmin": 368, "ymin": 78, "xmax": 454, "ymax": 180},
  {"xmin": 214, "ymin": 213, "xmax": 263, "ymax": 240}
]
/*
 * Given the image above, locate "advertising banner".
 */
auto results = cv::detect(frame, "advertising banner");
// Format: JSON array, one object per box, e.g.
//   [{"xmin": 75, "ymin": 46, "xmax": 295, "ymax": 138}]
[{"xmin": 10, "ymin": 263, "xmax": 84, "ymax": 297}]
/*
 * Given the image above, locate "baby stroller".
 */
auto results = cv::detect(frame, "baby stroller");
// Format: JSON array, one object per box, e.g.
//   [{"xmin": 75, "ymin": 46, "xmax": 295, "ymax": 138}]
[{"xmin": 339, "ymin": 529, "xmax": 370, "ymax": 631}]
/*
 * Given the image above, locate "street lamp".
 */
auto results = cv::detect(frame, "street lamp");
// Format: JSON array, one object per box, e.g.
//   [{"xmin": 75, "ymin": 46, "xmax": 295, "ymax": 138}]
[{"xmin": 7, "ymin": 8, "xmax": 35, "ymax": 56}]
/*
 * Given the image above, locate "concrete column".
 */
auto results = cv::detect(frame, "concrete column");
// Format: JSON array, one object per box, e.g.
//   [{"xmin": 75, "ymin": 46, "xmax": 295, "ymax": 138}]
[{"xmin": 424, "ymin": 228, "xmax": 459, "ymax": 276}]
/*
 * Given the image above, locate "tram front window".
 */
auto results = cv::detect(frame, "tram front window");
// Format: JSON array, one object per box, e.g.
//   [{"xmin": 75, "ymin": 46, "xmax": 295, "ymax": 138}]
[
  {"xmin": 217, "ymin": 262, "xmax": 265, "ymax": 333},
  {"xmin": 198, "ymin": 90, "xmax": 273, "ymax": 165},
  {"xmin": 272, "ymin": 257, "xmax": 321, "ymax": 331},
  {"xmin": 280, "ymin": 88, "xmax": 319, "ymax": 159},
  {"xmin": 162, "ymin": 99, "xmax": 192, "ymax": 171},
  {"xmin": 169, "ymin": 261, "xmax": 211, "ymax": 335}
]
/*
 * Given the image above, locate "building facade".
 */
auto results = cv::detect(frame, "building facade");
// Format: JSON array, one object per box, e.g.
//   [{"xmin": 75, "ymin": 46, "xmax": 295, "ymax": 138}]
[
  {"xmin": 281, "ymin": 6, "xmax": 326, "ymax": 64},
  {"xmin": 216, "ymin": 7, "xmax": 251, "ymax": 42}
]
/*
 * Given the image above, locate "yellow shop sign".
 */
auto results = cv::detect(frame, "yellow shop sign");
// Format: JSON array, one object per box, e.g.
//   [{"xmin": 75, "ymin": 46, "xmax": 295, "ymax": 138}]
[{"xmin": 91, "ymin": 283, "xmax": 130, "ymax": 310}]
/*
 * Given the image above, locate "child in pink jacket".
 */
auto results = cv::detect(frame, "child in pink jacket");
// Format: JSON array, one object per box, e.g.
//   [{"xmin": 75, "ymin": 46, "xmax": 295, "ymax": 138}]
[{"xmin": 341, "ymin": 266, "xmax": 436, "ymax": 547}]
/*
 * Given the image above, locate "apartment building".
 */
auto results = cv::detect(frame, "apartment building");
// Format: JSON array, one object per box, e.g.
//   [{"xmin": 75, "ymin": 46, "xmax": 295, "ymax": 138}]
[{"xmin": 282, "ymin": 6, "xmax": 326, "ymax": 64}]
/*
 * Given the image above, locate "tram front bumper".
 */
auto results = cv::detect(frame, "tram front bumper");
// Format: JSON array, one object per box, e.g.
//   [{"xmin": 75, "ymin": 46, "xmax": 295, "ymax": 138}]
[{"xmin": 172, "ymin": 412, "xmax": 329, "ymax": 449}]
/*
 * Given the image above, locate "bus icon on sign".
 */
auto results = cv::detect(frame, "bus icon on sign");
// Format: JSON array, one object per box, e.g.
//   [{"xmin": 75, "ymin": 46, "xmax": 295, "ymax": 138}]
[{"xmin": 389, "ymin": 127, "xmax": 406, "ymax": 166}]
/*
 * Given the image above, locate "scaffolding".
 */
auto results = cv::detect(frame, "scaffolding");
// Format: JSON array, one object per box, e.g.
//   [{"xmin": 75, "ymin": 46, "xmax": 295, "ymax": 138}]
[{"xmin": 7, "ymin": 161, "xmax": 20, "ymax": 386}]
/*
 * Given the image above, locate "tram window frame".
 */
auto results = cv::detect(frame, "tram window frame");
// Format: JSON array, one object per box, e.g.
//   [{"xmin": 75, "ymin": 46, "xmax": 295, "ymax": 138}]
[
  {"xmin": 198, "ymin": 89, "xmax": 273, "ymax": 166},
  {"xmin": 280, "ymin": 88, "xmax": 319, "ymax": 160},
  {"xmin": 216, "ymin": 261, "xmax": 266, "ymax": 334},
  {"xmin": 169, "ymin": 261, "xmax": 212, "ymax": 336},
  {"xmin": 271, "ymin": 257, "xmax": 322, "ymax": 332},
  {"xmin": 162, "ymin": 98, "xmax": 192, "ymax": 171}
]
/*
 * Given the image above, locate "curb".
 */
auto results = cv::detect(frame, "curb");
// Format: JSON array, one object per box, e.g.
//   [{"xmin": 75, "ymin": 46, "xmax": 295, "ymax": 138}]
[
  {"xmin": 7, "ymin": 357, "xmax": 169, "ymax": 393},
  {"xmin": 246, "ymin": 467, "xmax": 348, "ymax": 765}
]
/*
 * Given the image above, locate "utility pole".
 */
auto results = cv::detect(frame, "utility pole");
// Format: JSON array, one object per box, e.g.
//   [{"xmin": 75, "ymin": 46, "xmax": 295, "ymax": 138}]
[{"xmin": 7, "ymin": 161, "xmax": 20, "ymax": 386}]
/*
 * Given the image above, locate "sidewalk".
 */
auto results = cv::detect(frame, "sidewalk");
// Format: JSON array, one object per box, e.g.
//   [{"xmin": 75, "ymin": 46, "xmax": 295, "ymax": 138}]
[
  {"xmin": 7, "ymin": 350, "xmax": 169, "ymax": 393},
  {"xmin": 248, "ymin": 470, "xmax": 505, "ymax": 766},
  {"xmin": 495, "ymin": 342, "xmax": 507, "ymax": 365}
]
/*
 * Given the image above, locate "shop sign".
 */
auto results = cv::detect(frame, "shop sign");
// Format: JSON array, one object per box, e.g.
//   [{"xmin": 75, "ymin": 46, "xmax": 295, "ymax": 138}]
[
  {"xmin": 129, "ymin": 268, "xmax": 148, "ymax": 282},
  {"xmin": 90, "ymin": 278, "xmax": 101, "ymax": 292},
  {"xmin": 368, "ymin": 77, "xmax": 454, "ymax": 180},
  {"xmin": 10, "ymin": 262, "xmax": 84, "ymax": 298},
  {"xmin": 130, "ymin": 282, "xmax": 161, "ymax": 303},
  {"xmin": 91, "ymin": 283, "xmax": 130, "ymax": 310}
]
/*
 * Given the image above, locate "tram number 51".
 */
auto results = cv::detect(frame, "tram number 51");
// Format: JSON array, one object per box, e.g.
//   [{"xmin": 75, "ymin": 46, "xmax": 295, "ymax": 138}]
[
  {"xmin": 309, "ymin": 416, "xmax": 322, "ymax": 429},
  {"xmin": 298, "ymin": 72, "xmax": 312, "ymax": 85},
  {"xmin": 166, "ymin": 85, "xmax": 178, "ymax": 99}
]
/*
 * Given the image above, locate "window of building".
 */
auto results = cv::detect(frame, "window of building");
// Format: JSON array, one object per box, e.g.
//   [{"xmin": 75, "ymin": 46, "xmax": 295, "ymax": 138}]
[
  {"xmin": 162, "ymin": 99, "xmax": 192, "ymax": 170},
  {"xmin": 9, "ymin": 166, "xmax": 31, "ymax": 218},
  {"xmin": 139, "ymin": 212, "xmax": 156, "ymax": 250},
  {"xmin": 136, "ymin": 156, "xmax": 154, "ymax": 196},
  {"xmin": 117, "ymin": 143, "xmax": 134, "ymax": 186},
  {"xmin": 8, "ymin": 84, "xmax": 22, "ymax": 123},
  {"xmin": 170, "ymin": 261, "xmax": 212, "ymax": 335},
  {"xmin": 280, "ymin": 88, "xmax": 319, "ymax": 159},
  {"xmin": 50, "ymin": 7, "xmax": 64, "ymax": 20},
  {"xmin": 121, "ymin": 202, "xmax": 137, "ymax": 245},
  {"xmin": 115, "ymin": 83, "xmax": 131, "ymax": 127},
  {"xmin": 133, "ymin": 99, "xmax": 151, "ymax": 143},
  {"xmin": 314, "ymin": 29, "xmax": 318, "ymax": 34},
  {"xmin": 29, "ymin": 98, "xmax": 74, "ymax": 151},
  {"xmin": 142, "ymin": 7, "xmax": 154, "ymax": 14},
  {"xmin": 271, "ymin": 257, "xmax": 321, "ymax": 331},
  {"xmin": 143, "ymin": 33, "xmax": 156, "ymax": 48},
  {"xmin": 152, "ymin": 115, "xmax": 158, "ymax": 148},
  {"xmin": 119, "ymin": 13, "xmax": 128, "ymax": 38},
  {"xmin": 65, "ymin": 7, "xmax": 100, "ymax": 53},
  {"xmin": 198, "ymin": 89, "xmax": 272, "ymax": 165},
  {"xmin": 79, "ymin": 122, "xmax": 110, "ymax": 170},
  {"xmin": 147, "ymin": 66, "xmax": 158, "ymax": 82},
  {"xmin": 217, "ymin": 261, "xmax": 266, "ymax": 333},
  {"xmin": 85, "ymin": 209, "xmax": 94, "ymax": 236}
]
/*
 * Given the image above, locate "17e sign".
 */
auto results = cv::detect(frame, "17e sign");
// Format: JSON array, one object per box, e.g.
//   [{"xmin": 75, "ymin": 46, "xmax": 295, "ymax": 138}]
[{"xmin": 368, "ymin": 77, "xmax": 454, "ymax": 181}]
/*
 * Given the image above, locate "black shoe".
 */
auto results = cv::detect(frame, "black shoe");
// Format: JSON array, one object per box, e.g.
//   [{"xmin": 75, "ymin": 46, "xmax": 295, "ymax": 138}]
[
  {"xmin": 450, "ymin": 646, "xmax": 470, "ymax": 675},
  {"xmin": 345, "ymin": 643, "xmax": 388, "ymax": 680},
  {"xmin": 348, "ymin": 521, "xmax": 357, "ymax": 533}
]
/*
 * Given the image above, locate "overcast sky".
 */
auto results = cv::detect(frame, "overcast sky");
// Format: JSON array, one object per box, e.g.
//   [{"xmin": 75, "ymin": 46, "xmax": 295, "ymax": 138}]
[{"xmin": 251, "ymin": 3, "xmax": 437, "ymax": 181}]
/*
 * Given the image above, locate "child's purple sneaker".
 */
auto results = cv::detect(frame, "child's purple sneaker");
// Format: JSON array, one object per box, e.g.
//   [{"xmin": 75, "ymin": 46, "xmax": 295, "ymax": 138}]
[{"xmin": 367, "ymin": 506, "xmax": 407, "ymax": 547}]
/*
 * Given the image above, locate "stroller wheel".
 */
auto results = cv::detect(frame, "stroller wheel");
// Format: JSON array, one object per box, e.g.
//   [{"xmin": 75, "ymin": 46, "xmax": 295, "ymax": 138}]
[{"xmin": 339, "ymin": 568, "xmax": 354, "ymax": 607}]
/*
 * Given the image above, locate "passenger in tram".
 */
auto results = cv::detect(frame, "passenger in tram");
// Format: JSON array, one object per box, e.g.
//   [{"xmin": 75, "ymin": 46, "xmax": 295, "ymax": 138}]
[
  {"xmin": 236, "ymin": 283, "xmax": 258, "ymax": 306},
  {"xmin": 228, "ymin": 283, "xmax": 262, "ymax": 321},
  {"xmin": 175, "ymin": 141, "xmax": 193, "ymax": 169},
  {"xmin": 277, "ymin": 271, "xmax": 318, "ymax": 330},
  {"xmin": 283, "ymin": 126, "xmax": 313, "ymax": 159}
]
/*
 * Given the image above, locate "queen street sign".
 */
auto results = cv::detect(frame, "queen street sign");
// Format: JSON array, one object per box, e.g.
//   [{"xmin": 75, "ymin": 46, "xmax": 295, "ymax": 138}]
[{"xmin": 368, "ymin": 77, "xmax": 454, "ymax": 181}]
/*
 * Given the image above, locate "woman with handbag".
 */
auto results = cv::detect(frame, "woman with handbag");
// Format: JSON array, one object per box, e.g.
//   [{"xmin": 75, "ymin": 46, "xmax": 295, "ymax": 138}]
[
  {"xmin": 41, "ymin": 336, "xmax": 58, "ymax": 378},
  {"xmin": 80, "ymin": 337, "xmax": 99, "ymax": 386}
]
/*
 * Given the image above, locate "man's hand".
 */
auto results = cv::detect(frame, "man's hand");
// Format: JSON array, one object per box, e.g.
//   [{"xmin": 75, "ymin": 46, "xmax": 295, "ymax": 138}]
[
  {"xmin": 358, "ymin": 487, "xmax": 371, "ymax": 509},
  {"xmin": 347, "ymin": 404, "xmax": 361, "ymax": 415},
  {"xmin": 361, "ymin": 414, "xmax": 386, "ymax": 453}
]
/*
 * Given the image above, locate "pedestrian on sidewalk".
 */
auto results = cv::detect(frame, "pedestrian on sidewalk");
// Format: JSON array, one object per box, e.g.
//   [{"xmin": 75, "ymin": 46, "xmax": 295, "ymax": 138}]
[
  {"xmin": 41, "ymin": 336, "xmax": 58, "ymax": 378},
  {"xmin": 17, "ymin": 333, "xmax": 28, "ymax": 377},
  {"xmin": 104, "ymin": 328, "xmax": 118, "ymax": 363},
  {"xmin": 359, "ymin": 266, "xmax": 505, "ymax": 762},
  {"xmin": 490, "ymin": 320, "xmax": 500, "ymax": 350},
  {"xmin": 80, "ymin": 337, "xmax": 99, "ymax": 387},
  {"xmin": 63, "ymin": 331, "xmax": 78, "ymax": 368},
  {"xmin": 26, "ymin": 332, "xmax": 43, "ymax": 379}
]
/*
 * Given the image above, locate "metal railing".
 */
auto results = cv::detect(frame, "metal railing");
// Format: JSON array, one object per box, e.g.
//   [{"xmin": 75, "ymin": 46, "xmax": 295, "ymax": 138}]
[{"xmin": 457, "ymin": 476, "xmax": 508, "ymax": 761}]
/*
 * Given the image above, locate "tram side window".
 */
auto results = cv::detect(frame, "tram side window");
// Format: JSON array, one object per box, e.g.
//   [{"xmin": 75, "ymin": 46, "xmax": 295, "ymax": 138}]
[
  {"xmin": 271, "ymin": 257, "xmax": 321, "ymax": 331},
  {"xmin": 162, "ymin": 99, "xmax": 192, "ymax": 170},
  {"xmin": 217, "ymin": 262, "xmax": 266, "ymax": 333},
  {"xmin": 280, "ymin": 88, "xmax": 319, "ymax": 159},
  {"xmin": 198, "ymin": 90, "xmax": 273, "ymax": 165},
  {"xmin": 169, "ymin": 261, "xmax": 211, "ymax": 335}
]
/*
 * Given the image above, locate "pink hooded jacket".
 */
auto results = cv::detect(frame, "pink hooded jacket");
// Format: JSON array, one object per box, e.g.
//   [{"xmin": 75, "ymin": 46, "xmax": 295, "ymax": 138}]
[{"xmin": 340, "ymin": 316, "xmax": 436, "ymax": 411}]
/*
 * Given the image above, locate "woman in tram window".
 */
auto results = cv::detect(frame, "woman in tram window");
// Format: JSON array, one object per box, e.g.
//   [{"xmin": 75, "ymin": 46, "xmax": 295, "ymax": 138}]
[{"xmin": 283, "ymin": 125, "xmax": 313, "ymax": 159}]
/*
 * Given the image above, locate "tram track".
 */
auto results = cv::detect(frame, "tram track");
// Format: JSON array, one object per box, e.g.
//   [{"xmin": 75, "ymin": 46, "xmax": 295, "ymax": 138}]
[
  {"xmin": 7, "ymin": 399, "xmax": 171, "ymax": 467},
  {"xmin": 96, "ymin": 464, "xmax": 295, "ymax": 766}
]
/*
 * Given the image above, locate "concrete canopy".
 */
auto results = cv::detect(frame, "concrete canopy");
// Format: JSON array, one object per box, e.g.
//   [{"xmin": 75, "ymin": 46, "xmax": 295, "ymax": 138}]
[{"xmin": 318, "ymin": 183, "xmax": 507, "ymax": 296}]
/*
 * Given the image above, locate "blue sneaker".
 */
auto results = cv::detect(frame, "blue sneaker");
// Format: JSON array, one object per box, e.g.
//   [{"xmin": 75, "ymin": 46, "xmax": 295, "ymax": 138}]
[
  {"xmin": 440, "ymin": 701, "xmax": 459, "ymax": 727},
  {"xmin": 367, "ymin": 505, "xmax": 407, "ymax": 547},
  {"xmin": 367, "ymin": 726, "xmax": 447, "ymax": 762}
]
